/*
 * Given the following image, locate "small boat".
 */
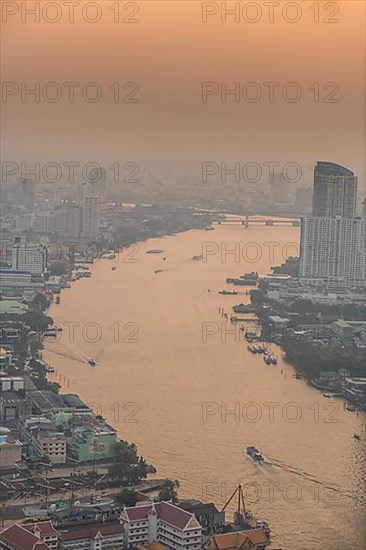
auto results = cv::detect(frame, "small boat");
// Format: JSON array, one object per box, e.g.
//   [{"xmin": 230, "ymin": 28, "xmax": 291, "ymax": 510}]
[
  {"xmin": 146, "ymin": 249, "xmax": 164, "ymax": 254},
  {"xmin": 353, "ymin": 433, "xmax": 361, "ymax": 440},
  {"xmin": 347, "ymin": 405, "xmax": 357, "ymax": 412},
  {"xmin": 45, "ymin": 365, "xmax": 55, "ymax": 373},
  {"xmin": 293, "ymin": 373, "xmax": 303, "ymax": 379},
  {"xmin": 192, "ymin": 255, "xmax": 203, "ymax": 261},
  {"xmin": 218, "ymin": 289, "xmax": 238, "ymax": 295},
  {"xmin": 88, "ymin": 359, "xmax": 97, "ymax": 366},
  {"xmin": 154, "ymin": 269, "xmax": 163, "ymax": 274},
  {"xmin": 264, "ymin": 355, "xmax": 272, "ymax": 365},
  {"xmin": 55, "ymin": 296, "xmax": 61, "ymax": 304},
  {"xmin": 246, "ymin": 446, "xmax": 264, "ymax": 462},
  {"xmin": 323, "ymin": 392, "xmax": 334, "ymax": 398},
  {"xmin": 112, "ymin": 266, "xmax": 116, "ymax": 271}
]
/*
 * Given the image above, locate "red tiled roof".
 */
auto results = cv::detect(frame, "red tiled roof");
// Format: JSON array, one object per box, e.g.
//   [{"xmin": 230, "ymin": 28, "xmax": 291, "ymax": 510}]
[
  {"xmin": 124, "ymin": 505, "xmax": 153, "ymax": 521},
  {"xmin": 23, "ymin": 521, "xmax": 59, "ymax": 537},
  {"xmin": 59, "ymin": 522, "xmax": 124, "ymax": 542},
  {"xmin": 0, "ymin": 525, "xmax": 52, "ymax": 550},
  {"xmin": 124, "ymin": 502, "xmax": 196, "ymax": 531},
  {"xmin": 155, "ymin": 502, "xmax": 193, "ymax": 530}
]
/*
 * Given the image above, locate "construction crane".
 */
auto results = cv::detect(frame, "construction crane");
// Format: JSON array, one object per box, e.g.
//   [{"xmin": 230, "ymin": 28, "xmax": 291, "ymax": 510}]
[{"xmin": 221, "ymin": 484, "xmax": 251, "ymax": 529}]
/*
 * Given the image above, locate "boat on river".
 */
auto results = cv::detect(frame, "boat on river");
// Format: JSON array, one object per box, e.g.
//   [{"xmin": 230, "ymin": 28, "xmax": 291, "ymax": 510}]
[
  {"xmin": 246, "ymin": 446, "xmax": 264, "ymax": 462},
  {"xmin": 219, "ymin": 289, "xmax": 238, "ymax": 295},
  {"xmin": 146, "ymin": 249, "xmax": 164, "ymax": 254},
  {"xmin": 88, "ymin": 359, "xmax": 97, "ymax": 366}
]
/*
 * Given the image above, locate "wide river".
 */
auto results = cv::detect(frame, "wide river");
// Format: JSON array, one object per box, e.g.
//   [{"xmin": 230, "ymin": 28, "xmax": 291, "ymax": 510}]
[{"xmin": 44, "ymin": 222, "xmax": 365, "ymax": 550}]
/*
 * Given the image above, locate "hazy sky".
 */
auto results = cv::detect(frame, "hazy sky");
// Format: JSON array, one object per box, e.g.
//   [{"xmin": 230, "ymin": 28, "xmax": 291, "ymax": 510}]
[{"xmin": 1, "ymin": 0, "xmax": 365, "ymax": 188}]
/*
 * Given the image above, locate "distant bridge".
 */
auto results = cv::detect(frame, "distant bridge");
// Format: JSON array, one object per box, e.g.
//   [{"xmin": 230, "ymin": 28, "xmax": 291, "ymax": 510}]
[{"xmin": 216, "ymin": 215, "xmax": 301, "ymax": 228}]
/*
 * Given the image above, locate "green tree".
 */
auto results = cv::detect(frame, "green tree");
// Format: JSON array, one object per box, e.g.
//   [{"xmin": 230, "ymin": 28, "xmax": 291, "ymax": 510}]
[
  {"xmin": 115, "ymin": 489, "xmax": 139, "ymax": 507},
  {"xmin": 158, "ymin": 479, "xmax": 180, "ymax": 504}
]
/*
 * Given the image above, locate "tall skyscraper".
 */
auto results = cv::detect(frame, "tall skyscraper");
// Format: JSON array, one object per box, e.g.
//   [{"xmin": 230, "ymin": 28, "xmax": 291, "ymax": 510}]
[
  {"xmin": 299, "ymin": 216, "xmax": 365, "ymax": 286},
  {"xmin": 82, "ymin": 197, "xmax": 100, "ymax": 237},
  {"xmin": 299, "ymin": 162, "xmax": 365, "ymax": 287},
  {"xmin": 312, "ymin": 161, "xmax": 357, "ymax": 218}
]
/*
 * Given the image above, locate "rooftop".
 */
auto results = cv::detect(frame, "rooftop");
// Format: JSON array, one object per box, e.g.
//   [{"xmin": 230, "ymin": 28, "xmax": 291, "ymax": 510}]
[{"xmin": 123, "ymin": 501, "xmax": 200, "ymax": 531}]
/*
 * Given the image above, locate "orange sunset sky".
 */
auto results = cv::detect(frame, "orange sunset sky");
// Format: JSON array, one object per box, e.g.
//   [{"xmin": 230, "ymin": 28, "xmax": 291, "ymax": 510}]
[{"xmin": 1, "ymin": 0, "xmax": 365, "ymax": 188}]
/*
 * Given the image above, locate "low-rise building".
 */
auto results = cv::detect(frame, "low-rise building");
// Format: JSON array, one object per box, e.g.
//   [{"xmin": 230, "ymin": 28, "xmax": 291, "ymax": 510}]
[
  {"xmin": 64, "ymin": 413, "xmax": 117, "ymax": 462},
  {"xmin": 58, "ymin": 521, "xmax": 125, "ymax": 549},
  {"xmin": 207, "ymin": 529, "xmax": 271, "ymax": 550},
  {"xmin": 0, "ymin": 376, "xmax": 24, "ymax": 392},
  {"xmin": 0, "ymin": 431, "xmax": 22, "ymax": 471},
  {"xmin": 0, "ymin": 348, "xmax": 13, "ymax": 371},
  {"xmin": 121, "ymin": 501, "xmax": 203, "ymax": 550},
  {"xmin": 0, "ymin": 299, "xmax": 29, "ymax": 316},
  {"xmin": 21, "ymin": 417, "xmax": 66, "ymax": 464},
  {"xmin": 0, "ymin": 523, "xmax": 52, "ymax": 550},
  {"xmin": 342, "ymin": 378, "xmax": 366, "ymax": 402},
  {"xmin": 22, "ymin": 522, "xmax": 60, "ymax": 550},
  {"xmin": 179, "ymin": 503, "xmax": 225, "ymax": 543}
]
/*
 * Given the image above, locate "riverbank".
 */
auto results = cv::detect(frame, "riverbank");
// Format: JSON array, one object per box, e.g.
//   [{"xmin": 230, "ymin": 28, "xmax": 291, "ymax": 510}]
[{"xmin": 42, "ymin": 223, "xmax": 366, "ymax": 550}]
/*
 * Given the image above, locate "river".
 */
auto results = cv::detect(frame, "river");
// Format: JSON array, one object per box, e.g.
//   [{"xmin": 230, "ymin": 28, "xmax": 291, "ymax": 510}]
[{"xmin": 44, "ymin": 222, "xmax": 365, "ymax": 550}]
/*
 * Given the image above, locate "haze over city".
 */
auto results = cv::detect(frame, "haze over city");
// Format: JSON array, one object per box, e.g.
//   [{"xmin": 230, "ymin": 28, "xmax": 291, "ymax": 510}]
[{"xmin": 0, "ymin": 2, "xmax": 365, "ymax": 550}]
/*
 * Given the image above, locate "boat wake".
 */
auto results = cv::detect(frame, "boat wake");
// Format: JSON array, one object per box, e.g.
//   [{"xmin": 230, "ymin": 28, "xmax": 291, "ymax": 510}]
[{"xmin": 266, "ymin": 456, "xmax": 355, "ymax": 500}]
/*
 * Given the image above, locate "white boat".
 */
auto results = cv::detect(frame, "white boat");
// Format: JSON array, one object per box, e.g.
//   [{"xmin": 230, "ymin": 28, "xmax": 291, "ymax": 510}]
[{"xmin": 88, "ymin": 359, "xmax": 97, "ymax": 366}]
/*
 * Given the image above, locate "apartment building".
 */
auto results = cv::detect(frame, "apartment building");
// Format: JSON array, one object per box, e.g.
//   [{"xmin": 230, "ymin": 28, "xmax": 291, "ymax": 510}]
[{"xmin": 121, "ymin": 502, "xmax": 202, "ymax": 550}]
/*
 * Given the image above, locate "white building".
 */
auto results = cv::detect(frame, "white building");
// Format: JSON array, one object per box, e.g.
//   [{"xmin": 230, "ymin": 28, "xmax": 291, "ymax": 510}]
[
  {"xmin": 299, "ymin": 216, "xmax": 365, "ymax": 287},
  {"xmin": 82, "ymin": 196, "xmax": 100, "ymax": 237},
  {"xmin": 11, "ymin": 237, "xmax": 47, "ymax": 276},
  {"xmin": 0, "ymin": 376, "xmax": 23, "ymax": 391},
  {"xmin": 121, "ymin": 502, "xmax": 202, "ymax": 550}
]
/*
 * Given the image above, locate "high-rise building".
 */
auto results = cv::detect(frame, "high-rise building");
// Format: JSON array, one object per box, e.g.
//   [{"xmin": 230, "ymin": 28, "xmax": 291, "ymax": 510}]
[
  {"xmin": 89, "ymin": 167, "xmax": 107, "ymax": 203},
  {"xmin": 67, "ymin": 205, "xmax": 82, "ymax": 238},
  {"xmin": 82, "ymin": 197, "xmax": 100, "ymax": 237},
  {"xmin": 299, "ymin": 216, "xmax": 365, "ymax": 286},
  {"xmin": 299, "ymin": 162, "xmax": 365, "ymax": 287},
  {"xmin": 11, "ymin": 237, "xmax": 48, "ymax": 276},
  {"xmin": 312, "ymin": 161, "xmax": 357, "ymax": 218}
]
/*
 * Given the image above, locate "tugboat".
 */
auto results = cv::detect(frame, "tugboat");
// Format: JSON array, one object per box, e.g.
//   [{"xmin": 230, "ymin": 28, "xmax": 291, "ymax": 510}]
[
  {"xmin": 246, "ymin": 446, "xmax": 264, "ymax": 462},
  {"xmin": 88, "ymin": 359, "xmax": 97, "ymax": 366}
]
